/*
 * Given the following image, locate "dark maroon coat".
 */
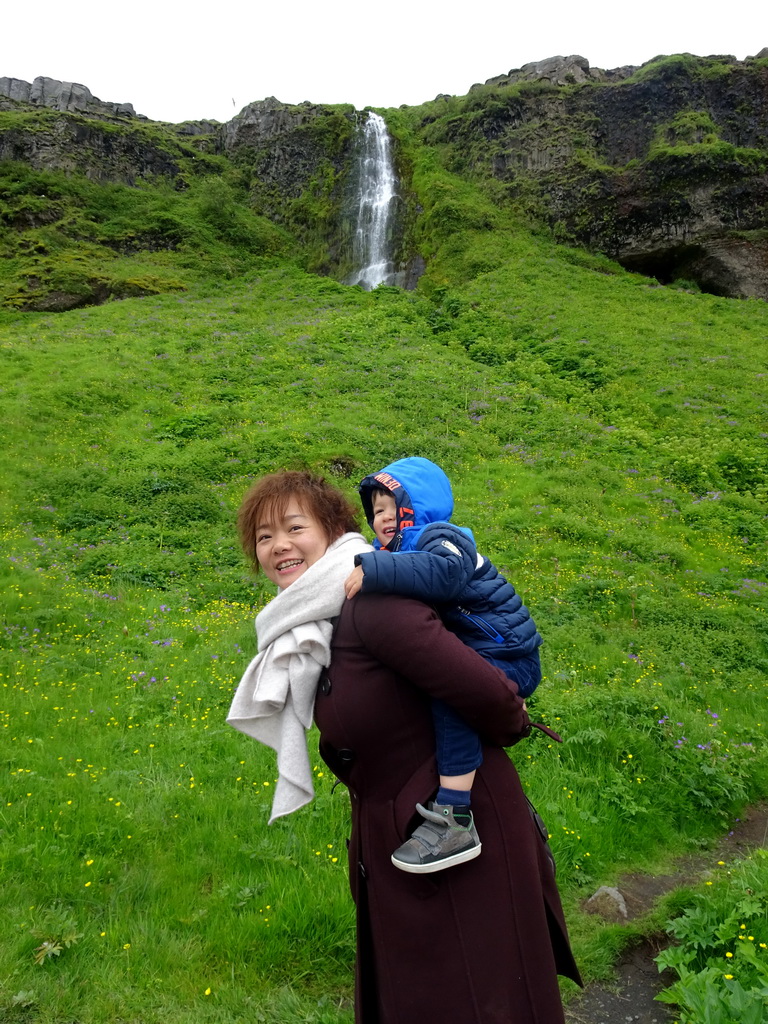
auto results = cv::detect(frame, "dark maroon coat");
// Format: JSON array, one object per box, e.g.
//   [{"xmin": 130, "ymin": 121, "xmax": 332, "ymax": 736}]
[{"xmin": 315, "ymin": 593, "xmax": 581, "ymax": 1024}]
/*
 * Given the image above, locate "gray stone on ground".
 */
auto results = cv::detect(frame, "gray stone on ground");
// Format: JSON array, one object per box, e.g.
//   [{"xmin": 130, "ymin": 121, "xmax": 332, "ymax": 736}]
[{"xmin": 585, "ymin": 886, "xmax": 628, "ymax": 923}]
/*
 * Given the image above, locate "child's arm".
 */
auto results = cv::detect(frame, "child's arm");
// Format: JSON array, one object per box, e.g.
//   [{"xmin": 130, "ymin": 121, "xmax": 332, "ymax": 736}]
[{"xmin": 351, "ymin": 522, "xmax": 477, "ymax": 603}]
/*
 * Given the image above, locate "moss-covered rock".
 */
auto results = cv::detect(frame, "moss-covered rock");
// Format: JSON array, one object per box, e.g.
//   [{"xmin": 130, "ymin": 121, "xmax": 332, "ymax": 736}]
[
  {"xmin": 222, "ymin": 98, "xmax": 357, "ymax": 273},
  {"xmin": 0, "ymin": 106, "xmax": 227, "ymax": 185},
  {"xmin": 410, "ymin": 53, "xmax": 768, "ymax": 298}
]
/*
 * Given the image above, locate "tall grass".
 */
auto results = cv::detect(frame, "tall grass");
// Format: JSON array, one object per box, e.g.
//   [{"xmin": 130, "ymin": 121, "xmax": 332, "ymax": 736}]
[{"xmin": 1, "ymin": 215, "xmax": 767, "ymax": 1020}]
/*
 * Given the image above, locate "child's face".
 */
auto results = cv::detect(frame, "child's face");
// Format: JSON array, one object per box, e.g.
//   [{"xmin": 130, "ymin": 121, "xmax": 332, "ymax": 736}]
[{"xmin": 371, "ymin": 492, "xmax": 397, "ymax": 546}]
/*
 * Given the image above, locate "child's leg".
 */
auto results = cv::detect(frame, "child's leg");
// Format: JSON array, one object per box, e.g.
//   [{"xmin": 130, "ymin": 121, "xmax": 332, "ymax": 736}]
[
  {"xmin": 438, "ymin": 770, "xmax": 476, "ymax": 798},
  {"xmin": 432, "ymin": 698, "xmax": 483, "ymax": 824},
  {"xmin": 431, "ymin": 697, "xmax": 483, "ymax": 802}
]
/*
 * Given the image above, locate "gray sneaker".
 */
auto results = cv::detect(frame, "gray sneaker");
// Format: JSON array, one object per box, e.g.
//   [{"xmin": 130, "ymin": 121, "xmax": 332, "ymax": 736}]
[{"xmin": 391, "ymin": 802, "xmax": 482, "ymax": 874}]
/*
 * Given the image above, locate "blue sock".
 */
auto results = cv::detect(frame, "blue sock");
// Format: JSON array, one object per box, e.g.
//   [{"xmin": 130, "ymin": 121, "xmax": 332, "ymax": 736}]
[{"xmin": 436, "ymin": 786, "xmax": 471, "ymax": 807}]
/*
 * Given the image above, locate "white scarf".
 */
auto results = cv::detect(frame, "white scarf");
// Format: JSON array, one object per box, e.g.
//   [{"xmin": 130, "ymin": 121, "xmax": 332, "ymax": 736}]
[{"xmin": 226, "ymin": 532, "xmax": 372, "ymax": 823}]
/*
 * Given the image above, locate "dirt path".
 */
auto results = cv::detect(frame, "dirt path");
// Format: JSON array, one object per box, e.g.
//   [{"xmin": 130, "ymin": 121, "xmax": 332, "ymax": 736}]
[{"xmin": 564, "ymin": 803, "xmax": 768, "ymax": 1024}]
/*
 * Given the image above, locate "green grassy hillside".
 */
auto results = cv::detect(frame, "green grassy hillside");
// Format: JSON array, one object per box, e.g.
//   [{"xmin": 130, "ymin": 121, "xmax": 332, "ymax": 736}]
[
  {"xmin": 1, "ymin": 108, "xmax": 767, "ymax": 1022},
  {"xmin": 0, "ymin": 158, "xmax": 291, "ymax": 311}
]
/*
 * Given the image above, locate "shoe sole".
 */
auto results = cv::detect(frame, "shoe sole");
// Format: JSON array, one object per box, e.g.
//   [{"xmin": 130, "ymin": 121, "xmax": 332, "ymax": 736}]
[{"xmin": 391, "ymin": 842, "xmax": 482, "ymax": 874}]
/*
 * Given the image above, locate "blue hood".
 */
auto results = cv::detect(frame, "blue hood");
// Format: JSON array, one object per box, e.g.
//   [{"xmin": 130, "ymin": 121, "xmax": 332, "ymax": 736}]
[{"xmin": 358, "ymin": 457, "xmax": 473, "ymax": 551}]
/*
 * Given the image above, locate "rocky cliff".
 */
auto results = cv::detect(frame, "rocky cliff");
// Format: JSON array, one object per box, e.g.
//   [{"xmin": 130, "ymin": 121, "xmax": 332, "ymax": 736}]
[
  {"xmin": 3, "ymin": 56, "xmax": 768, "ymax": 299},
  {"xmin": 222, "ymin": 98, "xmax": 357, "ymax": 273},
  {"xmin": 0, "ymin": 76, "xmax": 142, "ymax": 119},
  {"xmin": 0, "ymin": 76, "xmax": 222, "ymax": 184},
  {"xmin": 424, "ymin": 51, "xmax": 768, "ymax": 299},
  {"xmin": 0, "ymin": 81, "xmax": 414, "ymax": 280}
]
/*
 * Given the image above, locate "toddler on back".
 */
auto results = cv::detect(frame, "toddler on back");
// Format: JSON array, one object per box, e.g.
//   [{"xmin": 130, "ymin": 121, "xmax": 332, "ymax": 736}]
[{"xmin": 344, "ymin": 456, "xmax": 542, "ymax": 873}]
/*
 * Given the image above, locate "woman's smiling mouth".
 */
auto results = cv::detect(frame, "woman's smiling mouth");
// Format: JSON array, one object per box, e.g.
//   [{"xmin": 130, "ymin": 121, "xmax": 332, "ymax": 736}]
[{"xmin": 276, "ymin": 558, "xmax": 304, "ymax": 573}]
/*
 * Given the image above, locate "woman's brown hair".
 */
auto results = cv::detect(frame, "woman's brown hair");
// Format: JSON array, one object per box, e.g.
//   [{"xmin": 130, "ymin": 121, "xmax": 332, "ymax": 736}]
[{"xmin": 238, "ymin": 471, "xmax": 360, "ymax": 572}]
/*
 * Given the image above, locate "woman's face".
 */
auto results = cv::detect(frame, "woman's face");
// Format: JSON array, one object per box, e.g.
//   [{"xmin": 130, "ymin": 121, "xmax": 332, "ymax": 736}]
[{"xmin": 255, "ymin": 499, "xmax": 329, "ymax": 589}]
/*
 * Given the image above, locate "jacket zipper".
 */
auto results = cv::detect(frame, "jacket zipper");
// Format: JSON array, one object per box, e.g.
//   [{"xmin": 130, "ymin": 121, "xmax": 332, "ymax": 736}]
[{"xmin": 458, "ymin": 606, "xmax": 505, "ymax": 644}]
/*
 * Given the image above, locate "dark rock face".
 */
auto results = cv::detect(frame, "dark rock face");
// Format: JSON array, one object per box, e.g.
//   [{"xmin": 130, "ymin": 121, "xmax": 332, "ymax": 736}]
[
  {"xmin": 446, "ymin": 54, "xmax": 768, "ymax": 299},
  {"xmin": 0, "ymin": 77, "xmax": 225, "ymax": 185},
  {"xmin": 222, "ymin": 98, "xmax": 356, "ymax": 273},
  {"xmin": 223, "ymin": 97, "xmax": 355, "ymax": 210},
  {"xmin": 576, "ymin": 150, "xmax": 768, "ymax": 298},
  {"xmin": 474, "ymin": 54, "xmax": 615, "ymax": 90},
  {"xmin": 0, "ymin": 116, "xmax": 182, "ymax": 184},
  {"xmin": 173, "ymin": 120, "xmax": 222, "ymax": 137}
]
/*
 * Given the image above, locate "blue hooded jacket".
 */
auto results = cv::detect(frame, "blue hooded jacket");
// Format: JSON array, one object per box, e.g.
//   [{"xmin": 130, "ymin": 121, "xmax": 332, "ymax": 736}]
[{"xmin": 356, "ymin": 458, "xmax": 543, "ymax": 694}]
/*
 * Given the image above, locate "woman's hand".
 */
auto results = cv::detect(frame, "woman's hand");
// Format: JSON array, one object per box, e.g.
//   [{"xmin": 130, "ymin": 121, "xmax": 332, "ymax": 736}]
[{"xmin": 344, "ymin": 565, "xmax": 365, "ymax": 600}]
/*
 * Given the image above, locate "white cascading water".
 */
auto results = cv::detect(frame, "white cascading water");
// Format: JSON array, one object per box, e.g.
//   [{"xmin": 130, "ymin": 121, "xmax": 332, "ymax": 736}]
[{"xmin": 349, "ymin": 112, "xmax": 397, "ymax": 290}]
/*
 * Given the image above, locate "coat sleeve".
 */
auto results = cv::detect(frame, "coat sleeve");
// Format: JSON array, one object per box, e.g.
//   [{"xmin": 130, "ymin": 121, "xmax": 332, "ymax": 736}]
[
  {"xmin": 356, "ymin": 522, "xmax": 477, "ymax": 602},
  {"xmin": 348, "ymin": 592, "xmax": 531, "ymax": 747}
]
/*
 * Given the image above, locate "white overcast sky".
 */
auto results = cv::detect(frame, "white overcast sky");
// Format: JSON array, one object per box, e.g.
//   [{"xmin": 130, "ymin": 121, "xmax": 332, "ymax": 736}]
[{"xmin": 2, "ymin": 1, "xmax": 764, "ymax": 124}]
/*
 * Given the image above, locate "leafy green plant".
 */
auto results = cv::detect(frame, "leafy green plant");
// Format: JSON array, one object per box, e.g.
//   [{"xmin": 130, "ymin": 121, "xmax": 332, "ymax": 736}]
[
  {"xmin": 31, "ymin": 907, "xmax": 82, "ymax": 965},
  {"xmin": 655, "ymin": 852, "xmax": 768, "ymax": 1022}
]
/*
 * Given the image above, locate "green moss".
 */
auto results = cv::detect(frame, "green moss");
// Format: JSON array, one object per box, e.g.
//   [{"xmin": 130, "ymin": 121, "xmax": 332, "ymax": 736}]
[
  {"xmin": 650, "ymin": 109, "xmax": 721, "ymax": 151},
  {"xmin": 625, "ymin": 54, "xmax": 724, "ymax": 83},
  {"xmin": 0, "ymin": 108, "xmax": 228, "ymax": 180},
  {"xmin": 305, "ymin": 106, "xmax": 357, "ymax": 156},
  {"xmin": 461, "ymin": 79, "xmax": 562, "ymax": 114},
  {"xmin": 646, "ymin": 140, "xmax": 767, "ymax": 170},
  {"xmin": 699, "ymin": 60, "xmax": 738, "ymax": 80},
  {"xmin": 0, "ymin": 161, "xmax": 292, "ymax": 308},
  {"xmin": 287, "ymin": 161, "xmax": 346, "ymax": 273}
]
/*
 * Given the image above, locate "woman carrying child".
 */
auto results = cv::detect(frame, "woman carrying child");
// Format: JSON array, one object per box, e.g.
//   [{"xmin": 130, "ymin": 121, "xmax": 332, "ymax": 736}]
[{"xmin": 228, "ymin": 469, "xmax": 580, "ymax": 1024}]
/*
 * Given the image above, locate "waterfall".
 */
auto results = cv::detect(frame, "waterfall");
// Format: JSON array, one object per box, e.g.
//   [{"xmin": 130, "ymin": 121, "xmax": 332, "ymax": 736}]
[{"xmin": 348, "ymin": 112, "xmax": 398, "ymax": 290}]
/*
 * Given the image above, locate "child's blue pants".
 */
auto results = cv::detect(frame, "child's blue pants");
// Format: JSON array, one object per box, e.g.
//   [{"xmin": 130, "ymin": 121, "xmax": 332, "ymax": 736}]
[{"xmin": 432, "ymin": 651, "xmax": 542, "ymax": 776}]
